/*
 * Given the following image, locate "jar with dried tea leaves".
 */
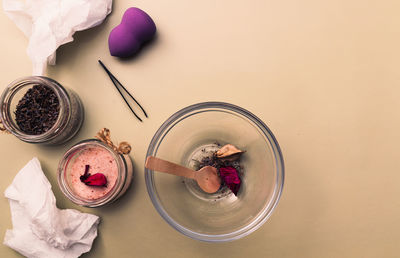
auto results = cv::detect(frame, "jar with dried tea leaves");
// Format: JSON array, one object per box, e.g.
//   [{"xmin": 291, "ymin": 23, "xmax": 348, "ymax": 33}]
[{"xmin": 0, "ymin": 76, "xmax": 84, "ymax": 144}]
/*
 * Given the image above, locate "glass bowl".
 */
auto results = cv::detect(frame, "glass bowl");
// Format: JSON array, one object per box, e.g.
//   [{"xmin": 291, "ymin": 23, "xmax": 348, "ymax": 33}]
[{"xmin": 145, "ymin": 102, "xmax": 284, "ymax": 242}]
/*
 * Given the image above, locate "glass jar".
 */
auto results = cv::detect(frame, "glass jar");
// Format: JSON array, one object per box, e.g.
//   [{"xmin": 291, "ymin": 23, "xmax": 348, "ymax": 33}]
[
  {"xmin": 0, "ymin": 76, "xmax": 84, "ymax": 144},
  {"xmin": 58, "ymin": 139, "xmax": 133, "ymax": 207}
]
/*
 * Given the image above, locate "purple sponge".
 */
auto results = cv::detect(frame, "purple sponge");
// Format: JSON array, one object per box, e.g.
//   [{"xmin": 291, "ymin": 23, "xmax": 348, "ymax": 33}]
[{"xmin": 108, "ymin": 7, "xmax": 156, "ymax": 58}]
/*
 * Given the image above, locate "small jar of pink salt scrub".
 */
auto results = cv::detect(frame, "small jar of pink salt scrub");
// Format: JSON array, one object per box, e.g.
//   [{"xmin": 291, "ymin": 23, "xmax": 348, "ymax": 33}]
[{"xmin": 58, "ymin": 139, "xmax": 133, "ymax": 207}]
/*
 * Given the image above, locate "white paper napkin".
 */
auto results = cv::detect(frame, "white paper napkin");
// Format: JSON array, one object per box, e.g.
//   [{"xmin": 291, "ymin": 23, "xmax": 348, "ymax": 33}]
[
  {"xmin": 3, "ymin": 0, "xmax": 112, "ymax": 75},
  {"xmin": 4, "ymin": 157, "xmax": 100, "ymax": 258}
]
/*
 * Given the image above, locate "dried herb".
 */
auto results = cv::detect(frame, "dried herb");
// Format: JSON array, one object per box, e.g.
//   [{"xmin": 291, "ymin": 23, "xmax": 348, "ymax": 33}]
[
  {"xmin": 198, "ymin": 152, "xmax": 242, "ymax": 173},
  {"xmin": 15, "ymin": 85, "xmax": 59, "ymax": 135},
  {"xmin": 198, "ymin": 144, "xmax": 244, "ymax": 196},
  {"xmin": 216, "ymin": 144, "xmax": 244, "ymax": 160},
  {"xmin": 80, "ymin": 165, "xmax": 107, "ymax": 187},
  {"xmin": 219, "ymin": 166, "xmax": 241, "ymax": 195}
]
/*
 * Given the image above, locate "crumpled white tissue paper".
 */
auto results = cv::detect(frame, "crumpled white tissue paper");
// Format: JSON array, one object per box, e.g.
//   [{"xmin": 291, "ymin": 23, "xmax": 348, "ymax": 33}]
[
  {"xmin": 3, "ymin": 0, "xmax": 112, "ymax": 75},
  {"xmin": 4, "ymin": 157, "xmax": 100, "ymax": 258}
]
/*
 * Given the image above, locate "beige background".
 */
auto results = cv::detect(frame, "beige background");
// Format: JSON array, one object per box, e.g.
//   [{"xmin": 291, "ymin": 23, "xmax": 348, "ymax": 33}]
[{"xmin": 1, "ymin": 0, "xmax": 400, "ymax": 257}]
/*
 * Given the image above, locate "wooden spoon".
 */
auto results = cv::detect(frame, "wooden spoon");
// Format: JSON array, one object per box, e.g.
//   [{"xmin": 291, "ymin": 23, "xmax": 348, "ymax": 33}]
[{"xmin": 145, "ymin": 156, "xmax": 221, "ymax": 193}]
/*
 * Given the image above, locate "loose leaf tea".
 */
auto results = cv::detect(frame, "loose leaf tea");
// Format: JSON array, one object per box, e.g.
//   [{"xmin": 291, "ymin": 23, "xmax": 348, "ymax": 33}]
[{"xmin": 15, "ymin": 85, "xmax": 60, "ymax": 135}]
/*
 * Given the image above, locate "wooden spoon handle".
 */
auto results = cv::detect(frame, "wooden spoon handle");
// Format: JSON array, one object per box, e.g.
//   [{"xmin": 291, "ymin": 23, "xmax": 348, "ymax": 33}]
[{"xmin": 145, "ymin": 156, "xmax": 196, "ymax": 179}]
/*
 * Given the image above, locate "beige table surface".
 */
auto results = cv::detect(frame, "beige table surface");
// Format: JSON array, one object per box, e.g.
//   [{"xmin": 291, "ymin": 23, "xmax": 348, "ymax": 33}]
[{"xmin": 1, "ymin": 0, "xmax": 400, "ymax": 257}]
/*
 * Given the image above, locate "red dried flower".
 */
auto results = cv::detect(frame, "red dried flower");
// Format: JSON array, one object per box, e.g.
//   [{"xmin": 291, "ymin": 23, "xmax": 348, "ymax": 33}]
[
  {"xmin": 219, "ymin": 166, "xmax": 241, "ymax": 196},
  {"xmin": 80, "ymin": 165, "xmax": 107, "ymax": 187}
]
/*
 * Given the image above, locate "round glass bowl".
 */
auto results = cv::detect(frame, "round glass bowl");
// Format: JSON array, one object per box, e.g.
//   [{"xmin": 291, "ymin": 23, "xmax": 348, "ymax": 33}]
[
  {"xmin": 0, "ymin": 76, "xmax": 84, "ymax": 144},
  {"xmin": 58, "ymin": 139, "xmax": 133, "ymax": 207},
  {"xmin": 145, "ymin": 102, "xmax": 284, "ymax": 242}
]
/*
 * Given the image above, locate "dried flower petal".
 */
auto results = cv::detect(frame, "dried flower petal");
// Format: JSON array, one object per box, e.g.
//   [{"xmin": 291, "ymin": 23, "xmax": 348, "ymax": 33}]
[
  {"xmin": 80, "ymin": 165, "xmax": 107, "ymax": 187},
  {"xmin": 216, "ymin": 144, "xmax": 244, "ymax": 161},
  {"xmin": 80, "ymin": 165, "xmax": 91, "ymax": 181},
  {"xmin": 219, "ymin": 166, "xmax": 241, "ymax": 195},
  {"xmin": 83, "ymin": 173, "xmax": 107, "ymax": 187}
]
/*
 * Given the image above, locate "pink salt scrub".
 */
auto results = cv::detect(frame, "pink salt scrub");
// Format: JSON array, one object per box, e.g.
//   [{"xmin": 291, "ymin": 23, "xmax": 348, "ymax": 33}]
[{"xmin": 69, "ymin": 146, "xmax": 118, "ymax": 200}]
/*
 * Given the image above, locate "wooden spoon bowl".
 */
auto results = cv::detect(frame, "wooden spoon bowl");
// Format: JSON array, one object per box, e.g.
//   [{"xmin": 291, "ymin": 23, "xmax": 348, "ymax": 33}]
[{"xmin": 145, "ymin": 156, "xmax": 221, "ymax": 193}]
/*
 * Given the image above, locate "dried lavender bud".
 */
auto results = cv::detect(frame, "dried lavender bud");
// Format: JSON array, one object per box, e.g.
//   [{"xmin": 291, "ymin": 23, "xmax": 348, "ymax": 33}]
[{"xmin": 15, "ymin": 85, "xmax": 60, "ymax": 135}]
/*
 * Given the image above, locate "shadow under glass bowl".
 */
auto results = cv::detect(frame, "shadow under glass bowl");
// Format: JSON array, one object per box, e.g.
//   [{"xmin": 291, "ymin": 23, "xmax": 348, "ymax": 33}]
[{"xmin": 145, "ymin": 102, "xmax": 284, "ymax": 242}]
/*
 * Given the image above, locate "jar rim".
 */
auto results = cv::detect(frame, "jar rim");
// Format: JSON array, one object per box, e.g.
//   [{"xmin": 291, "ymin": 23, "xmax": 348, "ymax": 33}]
[
  {"xmin": 57, "ymin": 139, "xmax": 128, "ymax": 207},
  {"xmin": 0, "ymin": 76, "xmax": 71, "ymax": 143}
]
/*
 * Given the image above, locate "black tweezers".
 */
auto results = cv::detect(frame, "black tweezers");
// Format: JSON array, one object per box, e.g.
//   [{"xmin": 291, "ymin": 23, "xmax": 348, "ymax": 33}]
[{"xmin": 98, "ymin": 60, "xmax": 148, "ymax": 122}]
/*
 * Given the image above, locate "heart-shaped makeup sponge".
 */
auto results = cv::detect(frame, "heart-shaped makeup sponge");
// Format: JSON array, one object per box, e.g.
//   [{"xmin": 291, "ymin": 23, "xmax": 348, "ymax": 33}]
[{"xmin": 108, "ymin": 7, "xmax": 156, "ymax": 58}]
